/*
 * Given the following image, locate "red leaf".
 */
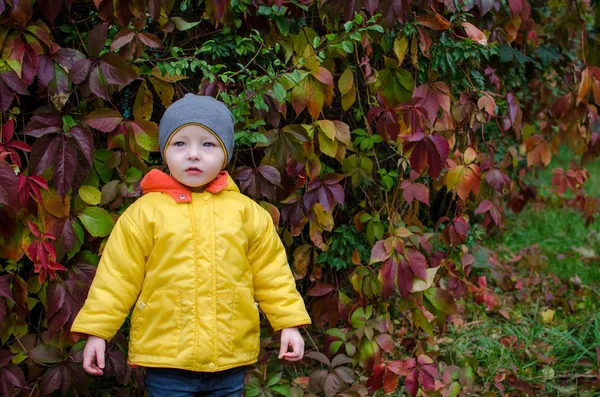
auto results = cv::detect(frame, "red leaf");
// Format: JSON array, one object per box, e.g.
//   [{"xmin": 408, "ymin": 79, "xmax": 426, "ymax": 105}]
[
  {"xmin": 137, "ymin": 32, "xmax": 163, "ymax": 48},
  {"xmin": 380, "ymin": 258, "xmax": 398, "ymax": 299},
  {"xmin": 110, "ymin": 29, "xmax": 135, "ymax": 51},
  {"xmin": 388, "ymin": 358, "xmax": 415, "ymax": 377},
  {"xmin": 485, "ymin": 168, "xmax": 510, "ymax": 191},
  {"xmin": 100, "ymin": 53, "xmax": 139, "ymax": 85},
  {"xmin": 69, "ymin": 126, "xmax": 93, "ymax": 164},
  {"xmin": 405, "ymin": 132, "xmax": 450, "ymax": 178},
  {"xmin": 307, "ymin": 282, "xmax": 336, "ymax": 297},
  {"xmin": 508, "ymin": 0, "xmax": 522, "ymax": 15},
  {"xmin": 0, "ymin": 71, "xmax": 28, "ymax": 95},
  {"xmin": 375, "ymin": 334, "xmax": 394, "ymax": 353},
  {"xmin": 52, "ymin": 136, "xmax": 78, "ymax": 198},
  {"xmin": 0, "ymin": 275, "xmax": 14, "ymax": 303},
  {"xmin": 38, "ymin": 0, "xmax": 62, "ymax": 24},
  {"xmin": 383, "ymin": 367, "xmax": 399, "ymax": 393},
  {"xmin": 84, "ymin": 108, "xmax": 123, "ymax": 132},
  {"xmin": 461, "ymin": 22, "xmax": 488, "ymax": 45},
  {"xmin": 39, "ymin": 366, "xmax": 63, "ymax": 396},
  {"xmin": 401, "ymin": 180, "xmax": 429, "ymax": 206},
  {"xmin": 406, "ymin": 249, "xmax": 427, "ymax": 281},
  {"xmin": 69, "ymin": 58, "xmax": 92, "ymax": 84},
  {"xmin": 0, "ymin": 160, "xmax": 18, "ymax": 209},
  {"xmin": 30, "ymin": 134, "xmax": 60, "ymax": 175},
  {"xmin": 0, "ymin": 119, "xmax": 14, "ymax": 146},
  {"xmin": 507, "ymin": 93, "xmax": 518, "ymax": 123},
  {"xmin": 404, "ymin": 370, "xmax": 418, "ymax": 396},
  {"xmin": 87, "ymin": 23, "xmax": 108, "ymax": 58},
  {"xmin": 22, "ymin": 112, "xmax": 62, "ymax": 138},
  {"xmin": 370, "ymin": 240, "xmax": 391, "ymax": 264},
  {"xmin": 475, "ymin": 200, "xmax": 493, "ymax": 215},
  {"xmin": 397, "ymin": 257, "xmax": 413, "ymax": 298},
  {"xmin": 89, "ymin": 65, "xmax": 109, "ymax": 100}
]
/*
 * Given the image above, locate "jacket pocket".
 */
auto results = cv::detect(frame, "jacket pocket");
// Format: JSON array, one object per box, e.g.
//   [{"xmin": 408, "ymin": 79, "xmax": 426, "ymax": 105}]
[
  {"xmin": 230, "ymin": 287, "xmax": 260, "ymax": 353},
  {"xmin": 130, "ymin": 289, "xmax": 181, "ymax": 358}
]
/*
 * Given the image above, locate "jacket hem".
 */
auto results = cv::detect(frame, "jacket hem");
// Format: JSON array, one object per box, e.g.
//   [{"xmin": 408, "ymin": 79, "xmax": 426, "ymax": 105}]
[
  {"xmin": 272, "ymin": 319, "xmax": 312, "ymax": 332},
  {"xmin": 128, "ymin": 357, "xmax": 258, "ymax": 372},
  {"xmin": 69, "ymin": 327, "xmax": 113, "ymax": 341}
]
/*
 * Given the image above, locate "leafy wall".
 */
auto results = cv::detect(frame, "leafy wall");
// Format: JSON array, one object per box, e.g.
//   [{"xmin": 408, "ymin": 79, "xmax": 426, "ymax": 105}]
[{"xmin": 0, "ymin": 0, "xmax": 598, "ymax": 396}]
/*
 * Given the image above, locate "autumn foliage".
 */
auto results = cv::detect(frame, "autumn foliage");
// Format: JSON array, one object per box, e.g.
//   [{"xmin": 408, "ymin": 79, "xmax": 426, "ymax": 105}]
[{"xmin": 0, "ymin": 0, "xmax": 598, "ymax": 396}]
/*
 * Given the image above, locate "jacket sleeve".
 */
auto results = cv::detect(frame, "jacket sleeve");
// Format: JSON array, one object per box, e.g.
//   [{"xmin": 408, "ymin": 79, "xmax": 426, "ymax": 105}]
[
  {"xmin": 71, "ymin": 210, "xmax": 151, "ymax": 340},
  {"xmin": 247, "ymin": 204, "xmax": 311, "ymax": 332}
]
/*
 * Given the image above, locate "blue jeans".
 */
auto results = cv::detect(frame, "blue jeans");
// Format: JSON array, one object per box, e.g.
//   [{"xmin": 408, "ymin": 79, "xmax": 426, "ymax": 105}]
[{"xmin": 145, "ymin": 366, "xmax": 246, "ymax": 397}]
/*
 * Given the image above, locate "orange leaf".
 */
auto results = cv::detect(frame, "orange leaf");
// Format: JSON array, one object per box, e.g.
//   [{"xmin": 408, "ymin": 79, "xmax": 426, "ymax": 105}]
[
  {"xmin": 577, "ymin": 68, "xmax": 592, "ymax": 105},
  {"xmin": 477, "ymin": 94, "xmax": 495, "ymax": 116},
  {"xmin": 525, "ymin": 135, "xmax": 552, "ymax": 166},
  {"xmin": 461, "ymin": 22, "xmax": 488, "ymax": 46},
  {"xmin": 417, "ymin": 12, "xmax": 451, "ymax": 30},
  {"xmin": 505, "ymin": 16, "xmax": 521, "ymax": 43},
  {"xmin": 311, "ymin": 67, "xmax": 334, "ymax": 86}
]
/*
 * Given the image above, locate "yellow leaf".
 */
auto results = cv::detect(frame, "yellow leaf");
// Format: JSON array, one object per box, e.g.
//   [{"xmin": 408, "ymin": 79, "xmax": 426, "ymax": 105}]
[
  {"xmin": 79, "ymin": 185, "xmax": 101, "ymax": 205},
  {"xmin": 313, "ymin": 203, "xmax": 334, "ymax": 230},
  {"xmin": 577, "ymin": 68, "xmax": 592, "ymax": 105},
  {"xmin": 134, "ymin": 81, "xmax": 153, "ymax": 121},
  {"xmin": 339, "ymin": 68, "xmax": 354, "ymax": 95},
  {"xmin": 293, "ymin": 244, "xmax": 312, "ymax": 279},
  {"xmin": 393, "ymin": 36, "xmax": 409, "ymax": 66},
  {"xmin": 318, "ymin": 129, "xmax": 338, "ymax": 158},
  {"xmin": 149, "ymin": 76, "xmax": 175, "ymax": 108},
  {"xmin": 411, "ymin": 34, "xmax": 419, "ymax": 69},
  {"xmin": 334, "ymin": 120, "xmax": 351, "ymax": 146},
  {"xmin": 412, "ymin": 266, "xmax": 440, "ymax": 292},
  {"xmin": 41, "ymin": 190, "xmax": 70, "ymax": 218},
  {"xmin": 464, "ymin": 147, "xmax": 477, "ymax": 165},
  {"xmin": 317, "ymin": 120, "xmax": 336, "ymax": 140},
  {"xmin": 341, "ymin": 86, "xmax": 356, "ymax": 111},
  {"xmin": 446, "ymin": 166, "xmax": 464, "ymax": 191},
  {"xmin": 339, "ymin": 69, "xmax": 357, "ymax": 111},
  {"xmin": 540, "ymin": 309, "xmax": 555, "ymax": 324}
]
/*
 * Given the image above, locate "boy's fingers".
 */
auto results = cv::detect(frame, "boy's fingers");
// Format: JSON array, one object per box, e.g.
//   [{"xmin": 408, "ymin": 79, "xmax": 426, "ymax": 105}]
[
  {"xmin": 278, "ymin": 342, "xmax": 288, "ymax": 359},
  {"xmin": 96, "ymin": 346, "xmax": 105, "ymax": 369}
]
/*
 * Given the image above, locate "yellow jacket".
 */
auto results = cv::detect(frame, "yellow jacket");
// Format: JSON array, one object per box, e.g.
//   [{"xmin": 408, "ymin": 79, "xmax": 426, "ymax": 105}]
[{"xmin": 71, "ymin": 170, "xmax": 311, "ymax": 371}]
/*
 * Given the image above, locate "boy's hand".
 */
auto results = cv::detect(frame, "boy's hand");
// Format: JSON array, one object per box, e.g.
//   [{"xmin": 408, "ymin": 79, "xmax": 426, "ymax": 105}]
[
  {"xmin": 82, "ymin": 335, "xmax": 106, "ymax": 376},
  {"xmin": 278, "ymin": 327, "xmax": 305, "ymax": 362}
]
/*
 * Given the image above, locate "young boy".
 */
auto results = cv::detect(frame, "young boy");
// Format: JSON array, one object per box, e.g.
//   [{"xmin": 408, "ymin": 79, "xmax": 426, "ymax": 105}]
[{"xmin": 71, "ymin": 94, "xmax": 312, "ymax": 396}]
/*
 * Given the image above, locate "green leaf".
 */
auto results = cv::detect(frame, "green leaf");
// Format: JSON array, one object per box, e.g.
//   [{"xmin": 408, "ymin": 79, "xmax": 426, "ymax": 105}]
[
  {"xmin": 78, "ymin": 207, "xmax": 115, "ymax": 237},
  {"xmin": 125, "ymin": 167, "xmax": 142, "ymax": 183},
  {"xmin": 266, "ymin": 372, "xmax": 282, "ymax": 387},
  {"xmin": 378, "ymin": 68, "xmax": 414, "ymax": 106},
  {"xmin": 78, "ymin": 185, "xmax": 101, "ymax": 205},
  {"xmin": 341, "ymin": 41, "xmax": 354, "ymax": 53},
  {"xmin": 171, "ymin": 16, "xmax": 201, "ymax": 30}
]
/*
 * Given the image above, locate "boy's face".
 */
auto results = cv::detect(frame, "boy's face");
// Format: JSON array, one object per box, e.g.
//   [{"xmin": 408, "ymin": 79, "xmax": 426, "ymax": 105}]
[{"xmin": 164, "ymin": 125, "xmax": 226, "ymax": 192}]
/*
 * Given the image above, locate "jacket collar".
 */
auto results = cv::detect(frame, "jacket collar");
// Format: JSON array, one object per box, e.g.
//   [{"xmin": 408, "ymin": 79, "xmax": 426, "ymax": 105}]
[{"xmin": 140, "ymin": 169, "xmax": 238, "ymax": 203}]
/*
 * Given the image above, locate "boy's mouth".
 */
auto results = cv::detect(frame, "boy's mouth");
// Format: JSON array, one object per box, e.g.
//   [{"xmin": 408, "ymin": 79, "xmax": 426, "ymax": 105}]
[{"xmin": 186, "ymin": 167, "xmax": 202, "ymax": 174}]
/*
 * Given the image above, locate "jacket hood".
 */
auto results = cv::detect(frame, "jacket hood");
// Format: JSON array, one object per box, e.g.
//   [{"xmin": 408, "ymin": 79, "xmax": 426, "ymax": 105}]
[{"xmin": 140, "ymin": 169, "xmax": 238, "ymax": 203}]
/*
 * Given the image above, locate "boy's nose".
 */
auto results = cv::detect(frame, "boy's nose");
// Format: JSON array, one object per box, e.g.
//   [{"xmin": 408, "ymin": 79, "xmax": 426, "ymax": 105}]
[{"xmin": 187, "ymin": 147, "xmax": 200, "ymax": 160}]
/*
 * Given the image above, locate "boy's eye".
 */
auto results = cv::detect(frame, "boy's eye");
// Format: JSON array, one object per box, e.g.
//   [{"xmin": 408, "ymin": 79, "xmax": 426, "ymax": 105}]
[
  {"xmin": 203, "ymin": 142, "xmax": 215, "ymax": 147},
  {"xmin": 174, "ymin": 141, "xmax": 185, "ymax": 147}
]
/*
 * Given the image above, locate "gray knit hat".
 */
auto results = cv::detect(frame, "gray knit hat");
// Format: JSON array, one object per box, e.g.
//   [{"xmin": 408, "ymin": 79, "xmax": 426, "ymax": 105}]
[{"xmin": 159, "ymin": 94, "xmax": 235, "ymax": 167}]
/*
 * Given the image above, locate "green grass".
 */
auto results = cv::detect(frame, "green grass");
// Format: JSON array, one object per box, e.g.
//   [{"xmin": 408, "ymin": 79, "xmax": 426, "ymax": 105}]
[
  {"xmin": 441, "ymin": 305, "xmax": 600, "ymax": 396},
  {"xmin": 440, "ymin": 148, "xmax": 600, "ymax": 395},
  {"xmin": 488, "ymin": 147, "xmax": 600, "ymax": 284}
]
